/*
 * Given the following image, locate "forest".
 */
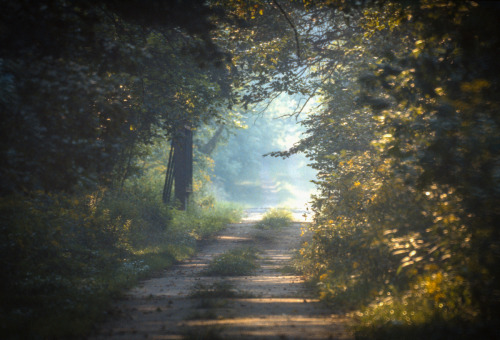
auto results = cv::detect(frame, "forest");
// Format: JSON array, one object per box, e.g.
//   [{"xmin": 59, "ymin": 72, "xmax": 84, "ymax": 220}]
[{"xmin": 1, "ymin": 0, "xmax": 499, "ymax": 339}]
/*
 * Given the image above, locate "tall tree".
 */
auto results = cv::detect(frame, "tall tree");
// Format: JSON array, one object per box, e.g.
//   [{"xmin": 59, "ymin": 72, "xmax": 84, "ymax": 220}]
[
  {"xmin": 225, "ymin": 0, "xmax": 500, "ymax": 334},
  {"xmin": 0, "ymin": 0, "xmax": 234, "ymax": 194}
]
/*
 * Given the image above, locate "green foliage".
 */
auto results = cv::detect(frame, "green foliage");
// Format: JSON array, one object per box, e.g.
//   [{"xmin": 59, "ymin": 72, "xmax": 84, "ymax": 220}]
[
  {"xmin": 0, "ymin": 185, "xmax": 241, "ymax": 338},
  {"xmin": 255, "ymin": 208, "xmax": 293, "ymax": 230},
  {"xmin": 353, "ymin": 271, "xmax": 480, "ymax": 340},
  {"xmin": 0, "ymin": 0, "xmax": 235, "ymax": 194},
  {"xmin": 3, "ymin": 0, "xmax": 500, "ymax": 338},
  {"xmin": 203, "ymin": 248, "xmax": 260, "ymax": 276},
  {"xmin": 172, "ymin": 201, "xmax": 243, "ymax": 240},
  {"xmin": 253, "ymin": 1, "xmax": 500, "ymax": 338}
]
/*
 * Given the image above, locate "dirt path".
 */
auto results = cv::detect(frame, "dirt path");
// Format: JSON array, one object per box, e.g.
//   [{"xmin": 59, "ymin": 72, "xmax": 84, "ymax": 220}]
[{"xmin": 90, "ymin": 220, "xmax": 352, "ymax": 339}]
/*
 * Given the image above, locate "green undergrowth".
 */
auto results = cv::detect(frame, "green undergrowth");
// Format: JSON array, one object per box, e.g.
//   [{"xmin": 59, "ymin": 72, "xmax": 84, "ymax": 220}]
[
  {"xmin": 294, "ymin": 220, "xmax": 500, "ymax": 339},
  {"xmin": 351, "ymin": 271, "xmax": 498, "ymax": 339},
  {"xmin": 0, "ymin": 187, "xmax": 242, "ymax": 339},
  {"xmin": 255, "ymin": 208, "xmax": 293, "ymax": 230},
  {"xmin": 203, "ymin": 247, "xmax": 260, "ymax": 276},
  {"xmin": 172, "ymin": 202, "xmax": 242, "ymax": 240}
]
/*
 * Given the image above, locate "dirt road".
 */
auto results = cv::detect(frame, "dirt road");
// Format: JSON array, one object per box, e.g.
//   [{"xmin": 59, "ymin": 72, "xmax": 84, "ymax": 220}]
[{"xmin": 89, "ymin": 220, "xmax": 352, "ymax": 339}]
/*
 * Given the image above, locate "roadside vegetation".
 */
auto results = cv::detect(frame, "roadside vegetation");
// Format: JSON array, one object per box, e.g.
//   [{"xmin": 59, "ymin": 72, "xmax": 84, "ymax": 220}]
[
  {"xmin": 0, "ymin": 182, "xmax": 241, "ymax": 338},
  {"xmin": 277, "ymin": 2, "xmax": 500, "ymax": 339},
  {"xmin": 203, "ymin": 247, "xmax": 260, "ymax": 277},
  {"xmin": 2, "ymin": 1, "xmax": 499, "ymax": 339},
  {"xmin": 255, "ymin": 208, "xmax": 293, "ymax": 230}
]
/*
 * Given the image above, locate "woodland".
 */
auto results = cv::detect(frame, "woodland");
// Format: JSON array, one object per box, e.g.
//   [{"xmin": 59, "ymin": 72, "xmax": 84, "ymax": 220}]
[{"xmin": 0, "ymin": 0, "xmax": 499, "ymax": 338}]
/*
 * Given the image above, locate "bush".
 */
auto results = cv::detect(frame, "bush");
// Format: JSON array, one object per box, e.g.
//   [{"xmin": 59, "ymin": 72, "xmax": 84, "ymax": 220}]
[
  {"xmin": 255, "ymin": 208, "xmax": 293, "ymax": 230},
  {"xmin": 171, "ymin": 201, "xmax": 243, "ymax": 240},
  {"xmin": 203, "ymin": 247, "xmax": 259, "ymax": 276},
  {"xmin": 0, "ymin": 187, "xmax": 242, "ymax": 339}
]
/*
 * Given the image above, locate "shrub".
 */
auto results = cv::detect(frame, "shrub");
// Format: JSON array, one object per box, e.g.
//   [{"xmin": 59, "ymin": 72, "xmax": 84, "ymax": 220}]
[
  {"xmin": 171, "ymin": 201, "xmax": 243, "ymax": 240},
  {"xmin": 0, "ymin": 187, "xmax": 242, "ymax": 338},
  {"xmin": 203, "ymin": 248, "xmax": 259, "ymax": 276},
  {"xmin": 255, "ymin": 208, "xmax": 293, "ymax": 230}
]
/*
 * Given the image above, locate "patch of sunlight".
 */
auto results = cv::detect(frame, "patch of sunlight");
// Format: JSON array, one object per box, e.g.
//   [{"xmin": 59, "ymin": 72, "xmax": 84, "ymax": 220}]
[
  {"xmin": 233, "ymin": 298, "xmax": 320, "ymax": 303},
  {"xmin": 241, "ymin": 208, "xmax": 312, "ymax": 222},
  {"xmin": 235, "ymin": 180, "xmax": 261, "ymax": 186},
  {"xmin": 132, "ymin": 246, "xmax": 161, "ymax": 255},
  {"xmin": 244, "ymin": 275, "xmax": 301, "ymax": 284},
  {"xmin": 183, "ymin": 315, "xmax": 343, "ymax": 330},
  {"xmin": 217, "ymin": 235, "xmax": 253, "ymax": 242}
]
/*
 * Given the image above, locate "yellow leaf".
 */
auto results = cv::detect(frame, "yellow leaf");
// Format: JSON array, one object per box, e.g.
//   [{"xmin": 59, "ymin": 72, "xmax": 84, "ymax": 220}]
[{"xmin": 259, "ymin": 9, "xmax": 263, "ymax": 15}]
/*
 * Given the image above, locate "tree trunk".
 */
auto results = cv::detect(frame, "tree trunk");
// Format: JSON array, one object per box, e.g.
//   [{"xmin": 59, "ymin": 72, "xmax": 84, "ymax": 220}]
[
  {"xmin": 199, "ymin": 125, "xmax": 224, "ymax": 155},
  {"xmin": 173, "ymin": 126, "xmax": 193, "ymax": 210}
]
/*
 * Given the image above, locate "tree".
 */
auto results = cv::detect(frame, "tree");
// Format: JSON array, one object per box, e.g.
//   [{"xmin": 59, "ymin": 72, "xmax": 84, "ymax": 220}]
[
  {"xmin": 228, "ymin": 0, "xmax": 500, "ymax": 334},
  {"xmin": 0, "ymin": 0, "xmax": 234, "ymax": 194}
]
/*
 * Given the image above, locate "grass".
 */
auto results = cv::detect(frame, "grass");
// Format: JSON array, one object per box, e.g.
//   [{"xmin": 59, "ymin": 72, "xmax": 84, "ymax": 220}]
[
  {"xmin": 202, "ymin": 247, "xmax": 260, "ymax": 276},
  {"xmin": 173, "ymin": 201, "xmax": 243, "ymax": 240},
  {"xmin": 0, "ymin": 188, "xmax": 242, "ymax": 339},
  {"xmin": 280, "ymin": 264, "xmax": 300, "ymax": 275},
  {"xmin": 255, "ymin": 208, "xmax": 293, "ymax": 230}
]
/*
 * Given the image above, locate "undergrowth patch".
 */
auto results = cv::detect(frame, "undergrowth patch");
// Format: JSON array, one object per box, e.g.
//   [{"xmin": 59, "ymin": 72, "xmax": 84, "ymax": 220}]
[
  {"xmin": 255, "ymin": 208, "xmax": 293, "ymax": 230},
  {"xmin": 203, "ymin": 248, "xmax": 260, "ymax": 276},
  {"xmin": 0, "ymin": 188, "xmax": 241, "ymax": 339}
]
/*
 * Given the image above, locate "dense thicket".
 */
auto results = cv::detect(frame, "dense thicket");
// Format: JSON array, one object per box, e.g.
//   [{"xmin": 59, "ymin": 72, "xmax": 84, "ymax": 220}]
[
  {"xmin": 1, "ymin": 0, "xmax": 499, "ymax": 338},
  {"xmin": 219, "ymin": 0, "xmax": 499, "ymax": 337},
  {"xmin": 254, "ymin": 1, "xmax": 499, "ymax": 338},
  {"xmin": 0, "ymin": 1, "xmax": 241, "ymax": 337},
  {"xmin": 0, "ymin": 0, "xmax": 233, "ymax": 194}
]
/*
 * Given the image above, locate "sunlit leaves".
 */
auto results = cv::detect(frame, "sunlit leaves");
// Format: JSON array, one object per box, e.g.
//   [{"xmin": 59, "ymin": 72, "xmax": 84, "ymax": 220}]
[{"xmin": 280, "ymin": 0, "xmax": 500, "ymax": 336}]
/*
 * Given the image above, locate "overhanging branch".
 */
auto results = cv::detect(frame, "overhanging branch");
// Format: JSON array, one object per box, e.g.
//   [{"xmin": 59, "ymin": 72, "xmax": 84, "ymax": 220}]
[{"xmin": 272, "ymin": 0, "xmax": 301, "ymax": 62}]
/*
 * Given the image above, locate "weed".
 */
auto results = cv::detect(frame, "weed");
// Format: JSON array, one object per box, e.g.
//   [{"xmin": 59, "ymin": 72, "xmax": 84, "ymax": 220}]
[
  {"xmin": 173, "ymin": 201, "xmax": 243, "ymax": 240},
  {"xmin": 0, "ymin": 187, "xmax": 242, "ymax": 339},
  {"xmin": 280, "ymin": 264, "xmax": 300, "ymax": 275},
  {"xmin": 203, "ymin": 248, "xmax": 260, "ymax": 276},
  {"xmin": 255, "ymin": 208, "xmax": 293, "ymax": 230}
]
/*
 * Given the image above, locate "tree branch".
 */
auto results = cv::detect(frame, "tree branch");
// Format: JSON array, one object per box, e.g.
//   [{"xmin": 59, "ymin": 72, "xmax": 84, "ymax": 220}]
[{"xmin": 272, "ymin": 0, "xmax": 301, "ymax": 62}]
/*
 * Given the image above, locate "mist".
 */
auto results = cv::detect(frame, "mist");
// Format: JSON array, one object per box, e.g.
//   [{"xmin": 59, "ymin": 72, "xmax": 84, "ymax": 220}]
[{"xmin": 210, "ymin": 94, "xmax": 317, "ymax": 209}]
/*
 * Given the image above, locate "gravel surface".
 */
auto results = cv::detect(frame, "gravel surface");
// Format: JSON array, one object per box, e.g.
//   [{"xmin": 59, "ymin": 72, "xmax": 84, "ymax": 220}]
[{"xmin": 89, "ymin": 220, "xmax": 352, "ymax": 340}]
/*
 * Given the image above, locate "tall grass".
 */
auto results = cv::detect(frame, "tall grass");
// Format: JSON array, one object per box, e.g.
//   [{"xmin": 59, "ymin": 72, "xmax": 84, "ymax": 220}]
[
  {"xmin": 0, "ymin": 186, "xmax": 241, "ymax": 339},
  {"xmin": 255, "ymin": 208, "xmax": 293, "ymax": 230},
  {"xmin": 203, "ymin": 247, "xmax": 260, "ymax": 276}
]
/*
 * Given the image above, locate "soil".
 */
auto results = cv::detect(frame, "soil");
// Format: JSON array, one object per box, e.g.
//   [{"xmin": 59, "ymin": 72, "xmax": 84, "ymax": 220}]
[{"xmin": 89, "ymin": 214, "xmax": 352, "ymax": 340}]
